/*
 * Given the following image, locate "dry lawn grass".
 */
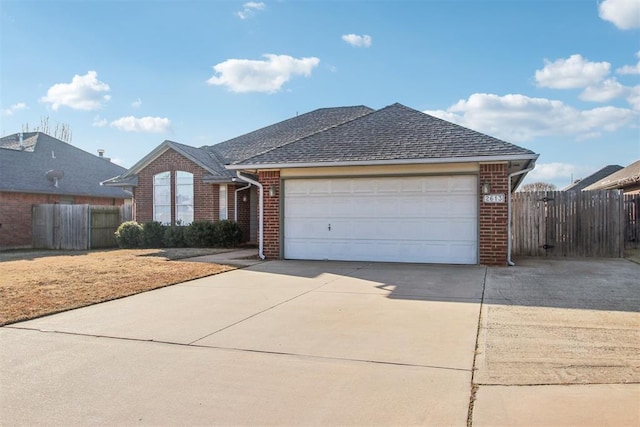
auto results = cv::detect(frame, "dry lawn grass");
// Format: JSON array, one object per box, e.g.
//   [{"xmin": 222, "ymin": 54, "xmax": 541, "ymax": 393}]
[{"xmin": 0, "ymin": 248, "xmax": 235, "ymax": 326}]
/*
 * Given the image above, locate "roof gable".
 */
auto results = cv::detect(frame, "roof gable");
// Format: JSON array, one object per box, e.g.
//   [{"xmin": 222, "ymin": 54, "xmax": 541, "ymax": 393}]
[
  {"xmin": 116, "ymin": 140, "xmax": 231, "ymax": 180},
  {"xmin": 0, "ymin": 132, "xmax": 130, "ymax": 198},
  {"xmin": 231, "ymin": 103, "xmax": 536, "ymax": 166}
]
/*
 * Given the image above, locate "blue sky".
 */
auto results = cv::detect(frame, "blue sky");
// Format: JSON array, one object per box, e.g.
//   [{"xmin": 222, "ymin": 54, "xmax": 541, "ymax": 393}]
[{"xmin": 1, "ymin": 0, "xmax": 639, "ymax": 189}]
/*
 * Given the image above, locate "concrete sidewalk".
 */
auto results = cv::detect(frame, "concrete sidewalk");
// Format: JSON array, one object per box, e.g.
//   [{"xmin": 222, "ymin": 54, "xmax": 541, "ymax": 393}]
[{"xmin": 182, "ymin": 247, "xmax": 263, "ymax": 267}]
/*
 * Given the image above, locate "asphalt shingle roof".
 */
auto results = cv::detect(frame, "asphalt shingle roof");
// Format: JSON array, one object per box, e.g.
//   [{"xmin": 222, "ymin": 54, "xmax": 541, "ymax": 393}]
[
  {"xmin": 562, "ymin": 165, "xmax": 623, "ymax": 191},
  {"xmin": 0, "ymin": 132, "xmax": 130, "ymax": 198},
  {"xmin": 583, "ymin": 160, "xmax": 640, "ymax": 191},
  {"xmin": 233, "ymin": 103, "xmax": 536, "ymax": 166},
  {"xmin": 107, "ymin": 102, "xmax": 537, "ymax": 185}
]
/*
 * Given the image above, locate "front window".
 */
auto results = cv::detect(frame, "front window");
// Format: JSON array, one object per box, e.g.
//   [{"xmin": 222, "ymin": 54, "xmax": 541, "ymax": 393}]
[
  {"xmin": 219, "ymin": 184, "xmax": 228, "ymax": 220},
  {"xmin": 153, "ymin": 171, "xmax": 171, "ymax": 224},
  {"xmin": 176, "ymin": 171, "xmax": 194, "ymax": 224}
]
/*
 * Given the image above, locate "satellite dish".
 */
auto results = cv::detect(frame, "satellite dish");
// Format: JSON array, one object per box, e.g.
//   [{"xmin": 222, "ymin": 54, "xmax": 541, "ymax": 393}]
[{"xmin": 45, "ymin": 170, "xmax": 64, "ymax": 188}]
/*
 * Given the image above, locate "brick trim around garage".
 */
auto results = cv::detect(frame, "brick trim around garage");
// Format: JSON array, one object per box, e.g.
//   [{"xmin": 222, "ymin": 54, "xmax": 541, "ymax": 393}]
[
  {"xmin": 259, "ymin": 170, "xmax": 281, "ymax": 259},
  {"xmin": 479, "ymin": 163, "xmax": 509, "ymax": 266}
]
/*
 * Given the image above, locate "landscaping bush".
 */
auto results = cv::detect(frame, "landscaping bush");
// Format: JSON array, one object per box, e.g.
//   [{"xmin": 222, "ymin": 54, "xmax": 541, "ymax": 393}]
[
  {"xmin": 163, "ymin": 223, "xmax": 186, "ymax": 248},
  {"xmin": 142, "ymin": 221, "xmax": 166, "ymax": 248},
  {"xmin": 215, "ymin": 220, "xmax": 243, "ymax": 248},
  {"xmin": 114, "ymin": 221, "xmax": 143, "ymax": 248},
  {"xmin": 184, "ymin": 220, "xmax": 216, "ymax": 247}
]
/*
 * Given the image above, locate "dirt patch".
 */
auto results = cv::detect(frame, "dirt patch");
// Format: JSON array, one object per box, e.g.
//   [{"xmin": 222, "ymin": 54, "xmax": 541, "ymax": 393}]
[
  {"xmin": 0, "ymin": 248, "xmax": 235, "ymax": 326},
  {"xmin": 626, "ymin": 248, "xmax": 640, "ymax": 264}
]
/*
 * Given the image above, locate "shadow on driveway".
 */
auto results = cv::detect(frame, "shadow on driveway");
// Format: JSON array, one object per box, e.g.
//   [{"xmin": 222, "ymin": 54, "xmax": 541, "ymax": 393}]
[{"xmin": 248, "ymin": 257, "xmax": 640, "ymax": 313}]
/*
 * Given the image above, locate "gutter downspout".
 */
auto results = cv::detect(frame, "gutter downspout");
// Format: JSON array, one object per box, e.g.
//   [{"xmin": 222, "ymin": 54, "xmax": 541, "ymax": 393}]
[
  {"xmin": 507, "ymin": 161, "xmax": 536, "ymax": 266},
  {"xmin": 234, "ymin": 183, "xmax": 251, "ymax": 221},
  {"xmin": 235, "ymin": 171, "xmax": 265, "ymax": 260}
]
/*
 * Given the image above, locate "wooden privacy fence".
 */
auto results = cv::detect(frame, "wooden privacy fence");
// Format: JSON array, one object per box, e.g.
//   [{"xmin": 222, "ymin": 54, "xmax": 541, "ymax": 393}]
[
  {"xmin": 511, "ymin": 190, "xmax": 632, "ymax": 258},
  {"xmin": 32, "ymin": 204, "xmax": 132, "ymax": 250},
  {"xmin": 625, "ymin": 194, "xmax": 640, "ymax": 249}
]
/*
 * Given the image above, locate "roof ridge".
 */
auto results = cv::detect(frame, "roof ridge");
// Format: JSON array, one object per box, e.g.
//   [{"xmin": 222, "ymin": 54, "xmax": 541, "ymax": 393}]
[
  {"xmin": 205, "ymin": 106, "xmax": 369, "ymax": 151},
  {"xmin": 228, "ymin": 106, "xmax": 377, "ymax": 164}
]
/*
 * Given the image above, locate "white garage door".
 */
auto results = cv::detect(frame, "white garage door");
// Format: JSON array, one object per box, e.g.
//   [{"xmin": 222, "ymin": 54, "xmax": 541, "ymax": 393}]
[{"xmin": 284, "ymin": 176, "xmax": 478, "ymax": 264}]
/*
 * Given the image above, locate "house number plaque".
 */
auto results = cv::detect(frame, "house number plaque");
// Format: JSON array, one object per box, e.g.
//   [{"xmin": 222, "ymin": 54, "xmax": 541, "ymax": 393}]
[{"xmin": 483, "ymin": 194, "xmax": 505, "ymax": 203}]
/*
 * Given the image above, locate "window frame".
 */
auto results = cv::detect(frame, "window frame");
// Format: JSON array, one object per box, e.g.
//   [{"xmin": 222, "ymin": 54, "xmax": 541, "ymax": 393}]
[
  {"xmin": 175, "ymin": 171, "xmax": 194, "ymax": 225},
  {"xmin": 153, "ymin": 171, "xmax": 171, "ymax": 225},
  {"xmin": 219, "ymin": 184, "xmax": 228, "ymax": 221}
]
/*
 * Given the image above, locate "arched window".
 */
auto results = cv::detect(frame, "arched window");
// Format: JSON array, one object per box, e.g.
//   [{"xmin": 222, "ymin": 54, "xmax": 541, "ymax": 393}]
[
  {"xmin": 153, "ymin": 171, "xmax": 171, "ymax": 224},
  {"xmin": 176, "ymin": 171, "xmax": 194, "ymax": 224}
]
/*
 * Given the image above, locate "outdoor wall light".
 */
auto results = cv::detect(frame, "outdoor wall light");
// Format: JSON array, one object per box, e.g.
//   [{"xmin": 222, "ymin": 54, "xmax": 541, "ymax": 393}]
[
  {"xmin": 242, "ymin": 194, "xmax": 248, "ymax": 203},
  {"xmin": 482, "ymin": 181, "xmax": 491, "ymax": 194},
  {"xmin": 269, "ymin": 185, "xmax": 276, "ymax": 197}
]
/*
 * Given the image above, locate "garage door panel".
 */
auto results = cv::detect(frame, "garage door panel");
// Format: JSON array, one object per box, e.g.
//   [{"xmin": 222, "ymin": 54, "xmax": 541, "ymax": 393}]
[
  {"xmin": 285, "ymin": 239, "xmax": 330, "ymax": 259},
  {"xmin": 285, "ymin": 197, "xmax": 327, "ymax": 217},
  {"xmin": 284, "ymin": 176, "xmax": 478, "ymax": 264},
  {"xmin": 449, "ymin": 220, "xmax": 477, "ymax": 240},
  {"xmin": 286, "ymin": 219, "xmax": 328, "ymax": 237}
]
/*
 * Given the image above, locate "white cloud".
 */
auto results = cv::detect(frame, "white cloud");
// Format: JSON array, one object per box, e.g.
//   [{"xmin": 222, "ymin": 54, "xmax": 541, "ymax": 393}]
[
  {"xmin": 1, "ymin": 102, "xmax": 27, "ymax": 116},
  {"xmin": 237, "ymin": 1, "xmax": 265, "ymax": 19},
  {"xmin": 131, "ymin": 98, "xmax": 142, "ymax": 108},
  {"xmin": 110, "ymin": 116, "xmax": 171, "ymax": 133},
  {"xmin": 341, "ymin": 34, "xmax": 372, "ymax": 48},
  {"xmin": 617, "ymin": 51, "xmax": 640, "ymax": 74},
  {"xmin": 535, "ymin": 54, "xmax": 611, "ymax": 89},
  {"xmin": 92, "ymin": 115, "xmax": 107, "ymax": 127},
  {"xmin": 206, "ymin": 54, "xmax": 320, "ymax": 93},
  {"xmin": 40, "ymin": 71, "xmax": 111, "ymax": 111},
  {"xmin": 527, "ymin": 162, "xmax": 579, "ymax": 182},
  {"xmin": 627, "ymin": 85, "xmax": 640, "ymax": 110},
  {"xmin": 424, "ymin": 93, "xmax": 637, "ymax": 142},
  {"xmin": 580, "ymin": 78, "xmax": 629, "ymax": 102},
  {"xmin": 599, "ymin": 0, "xmax": 640, "ymax": 30}
]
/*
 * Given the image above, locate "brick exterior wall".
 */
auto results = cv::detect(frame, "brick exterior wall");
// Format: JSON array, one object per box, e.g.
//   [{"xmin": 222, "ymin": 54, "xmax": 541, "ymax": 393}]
[
  {"xmin": 0, "ymin": 191, "xmax": 124, "ymax": 249},
  {"xmin": 133, "ymin": 149, "xmax": 215, "ymax": 223},
  {"xmin": 259, "ymin": 170, "xmax": 280, "ymax": 259},
  {"xmin": 479, "ymin": 163, "xmax": 509, "ymax": 266}
]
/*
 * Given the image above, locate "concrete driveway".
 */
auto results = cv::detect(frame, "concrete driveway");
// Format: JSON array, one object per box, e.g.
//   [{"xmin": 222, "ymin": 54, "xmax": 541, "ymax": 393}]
[
  {"xmin": 1, "ymin": 261, "xmax": 485, "ymax": 426},
  {"xmin": 1, "ymin": 257, "xmax": 638, "ymax": 426}
]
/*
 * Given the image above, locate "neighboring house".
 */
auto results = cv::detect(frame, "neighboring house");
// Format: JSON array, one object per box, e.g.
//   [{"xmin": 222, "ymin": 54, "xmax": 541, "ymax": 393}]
[
  {"xmin": 105, "ymin": 103, "xmax": 538, "ymax": 266},
  {"xmin": 562, "ymin": 165, "xmax": 623, "ymax": 192},
  {"xmin": 583, "ymin": 160, "xmax": 640, "ymax": 194},
  {"xmin": 0, "ymin": 132, "xmax": 131, "ymax": 249}
]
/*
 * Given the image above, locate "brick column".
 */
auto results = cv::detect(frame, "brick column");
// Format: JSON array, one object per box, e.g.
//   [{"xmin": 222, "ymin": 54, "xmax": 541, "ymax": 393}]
[
  {"xmin": 479, "ymin": 163, "xmax": 509, "ymax": 266},
  {"xmin": 259, "ymin": 170, "xmax": 280, "ymax": 259}
]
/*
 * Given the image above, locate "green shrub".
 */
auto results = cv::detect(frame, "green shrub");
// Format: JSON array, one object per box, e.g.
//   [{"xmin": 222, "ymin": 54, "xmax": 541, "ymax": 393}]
[
  {"xmin": 114, "ymin": 221, "xmax": 143, "ymax": 248},
  {"xmin": 215, "ymin": 220, "xmax": 243, "ymax": 248},
  {"xmin": 163, "ymin": 224, "xmax": 186, "ymax": 248},
  {"xmin": 142, "ymin": 221, "xmax": 165, "ymax": 248},
  {"xmin": 184, "ymin": 220, "xmax": 216, "ymax": 247}
]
